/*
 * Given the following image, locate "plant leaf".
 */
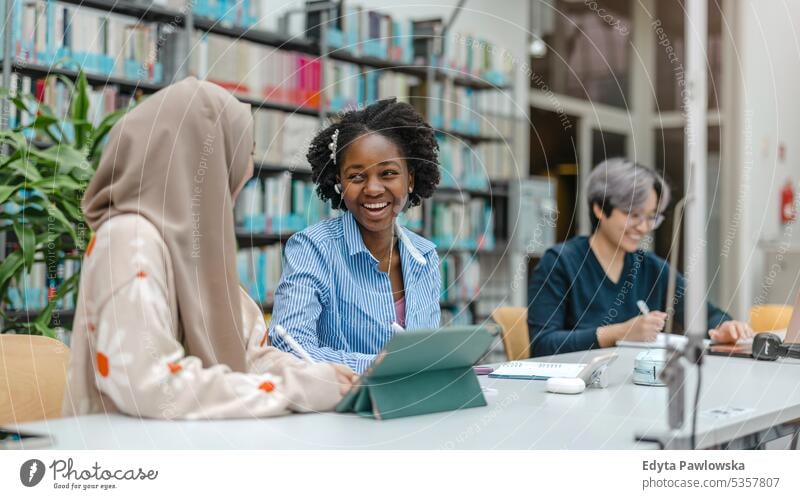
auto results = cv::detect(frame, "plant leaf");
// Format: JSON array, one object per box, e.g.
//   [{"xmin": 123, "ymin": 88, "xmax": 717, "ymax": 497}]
[
  {"xmin": 70, "ymin": 72, "xmax": 90, "ymax": 148},
  {"xmin": 0, "ymin": 129, "xmax": 27, "ymax": 151},
  {"xmin": 88, "ymin": 108, "xmax": 127, "ymax": 159},
  {"xmin": 32, "ymin": 174, "xmax": 84, "ymax": 193},
  {"xmin": 33, "ymin": 272, "xmax": 81, "ymax": 338},
  {"xmin": 39, "ymin": 199, "xmax": 78, "ymax": 241},
  {"xmin": 13, "ymin": 222, "xmax": 36, "ymax": 269},
  {"xmin": 26, "ymin": 144, "xmax": 86, "ymax": 175},
  {"xmin": 6, "ymin": 157, "xmax": 42, "ymax": 182},
  {"xmin": 0, "ymin": 185, "xmax": 17, "ymax": 204},
  {"xmin": 29, "ymin": 114, "xmax": 65, "ymax": 144},
  {"xmin": 0, "ymin": 251, "xmax": 24, "ymax": 291},
  {"xmin": 53, "ymin": 74, "xmax": 76, "ymax": 98},
  {"xmin": 60, "ymin": 198, "xmax": 84, "ymax": 223},
  {"xmin": 6, "ymin": 94, "xmax": 35, "ymax": 117}
]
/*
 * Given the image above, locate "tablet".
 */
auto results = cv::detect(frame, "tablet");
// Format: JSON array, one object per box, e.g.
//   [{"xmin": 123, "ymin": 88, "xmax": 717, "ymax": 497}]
[{"xmin": 336, "ymin": 326, "xmax": 494, "ymax": 419}]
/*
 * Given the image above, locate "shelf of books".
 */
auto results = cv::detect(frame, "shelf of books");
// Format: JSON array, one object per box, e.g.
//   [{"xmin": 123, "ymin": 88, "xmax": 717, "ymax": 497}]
[{"xmin": 2, "ymin": 0, "xmax": 518, "ymax": 331}]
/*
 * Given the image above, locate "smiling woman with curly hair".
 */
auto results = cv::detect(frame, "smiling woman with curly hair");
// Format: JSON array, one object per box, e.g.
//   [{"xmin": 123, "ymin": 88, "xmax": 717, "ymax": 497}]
[{"xmin": 269, "ymin": 98, "xmax": 443, "ymax": 374}]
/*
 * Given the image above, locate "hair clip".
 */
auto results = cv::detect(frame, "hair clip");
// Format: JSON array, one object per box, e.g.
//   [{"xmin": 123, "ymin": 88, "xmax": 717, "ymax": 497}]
[{"xmin": 328, "ymin": 129, "xmax": 340, "ymax": 164}]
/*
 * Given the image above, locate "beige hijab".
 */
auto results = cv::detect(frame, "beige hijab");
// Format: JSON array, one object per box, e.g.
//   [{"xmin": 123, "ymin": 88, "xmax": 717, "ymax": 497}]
[{"xmin": 82, "ymin": 77, "xmax": 253, "ymax": 372}]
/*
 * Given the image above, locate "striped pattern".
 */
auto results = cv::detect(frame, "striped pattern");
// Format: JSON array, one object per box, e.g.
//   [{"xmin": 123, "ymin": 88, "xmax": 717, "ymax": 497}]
[{"xmin": 269, "ymin": 211, "xmax": 441, "ymax": 373}]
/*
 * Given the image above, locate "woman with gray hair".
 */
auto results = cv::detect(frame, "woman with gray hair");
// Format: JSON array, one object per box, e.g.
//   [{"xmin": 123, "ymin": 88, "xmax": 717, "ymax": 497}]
[{"xmin": 527, "ymin": 158, "xmax": 752, "ymax": 357}]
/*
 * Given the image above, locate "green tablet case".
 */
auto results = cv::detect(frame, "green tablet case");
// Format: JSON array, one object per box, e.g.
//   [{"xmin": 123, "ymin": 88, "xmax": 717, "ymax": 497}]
[{"xmin": 335, "ymin": 326, "xmax": 494, "ymax": 420}]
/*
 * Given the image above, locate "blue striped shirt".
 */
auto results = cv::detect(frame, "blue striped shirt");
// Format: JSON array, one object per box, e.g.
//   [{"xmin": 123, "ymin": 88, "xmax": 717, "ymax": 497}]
[{"xmin": 268, "ymin": 211, "xmax": 441, "ymax": 373}]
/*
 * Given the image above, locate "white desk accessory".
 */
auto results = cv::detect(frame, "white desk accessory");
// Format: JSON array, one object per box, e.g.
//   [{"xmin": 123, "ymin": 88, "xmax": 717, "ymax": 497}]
[
  {"xmin": 546, "ymin": 377, "xmax": 586, "ymax": 394},
  {"xmin": 633, "ymin": 349, "xmax": 667, "ymax": 386}
]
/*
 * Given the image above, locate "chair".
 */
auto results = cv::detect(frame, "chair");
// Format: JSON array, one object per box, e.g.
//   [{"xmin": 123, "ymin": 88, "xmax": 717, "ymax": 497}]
[
  {"xmin": 0, "ymin": 334, "xmax": 70, "ymax": 425},
  {"xmin": 491, "ymin": 307, "xmax": 530, "ymax": 360},
  {"xmin": 749, "ymin": 305, "xmax": 794, "ymax": 332}
]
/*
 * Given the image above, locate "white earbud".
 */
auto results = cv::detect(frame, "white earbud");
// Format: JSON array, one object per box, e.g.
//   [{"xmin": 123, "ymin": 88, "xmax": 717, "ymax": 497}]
[{"xmin": 334, "ymin": 184, "xmax": 342, "ymax": 194}]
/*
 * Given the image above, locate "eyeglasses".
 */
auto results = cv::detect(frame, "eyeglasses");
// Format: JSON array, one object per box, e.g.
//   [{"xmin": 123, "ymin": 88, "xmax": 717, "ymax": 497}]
[{"xmin": 624, "ymin": 211, "xmax": 665, "ymax": 229}]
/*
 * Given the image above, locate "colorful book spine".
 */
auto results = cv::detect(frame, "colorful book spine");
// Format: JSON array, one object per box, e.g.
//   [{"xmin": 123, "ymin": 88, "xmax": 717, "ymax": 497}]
[
  {"xmin": 194, "ymin": 0, "xmax": 258, "ymax": 27},
  {"xmin": 8, "ymin": 1, "xmax": 163, "ymax": 83},
  {"xmin": 430, "ymin": 200, "xmax": 494, "ymax": 251},
  {"xmin": 4, "ymin": 252, "xmax": 80, "ymax": 312},
  {"xmin": 193, "ymin": 34, "xmax": 323, "ymax": 109},
  {"xmin": 445, "ymin": 30, "xmax": 511, "ymax": 86},
  {"xmin": 237, "ymin": 245, "xmax": 283, "ymax": 305},
  {"xmin": 335, "ymin": 4, "xmax": 410, "ymax": 62},
  {"xmin": 436, "ymin": 134, "xmax": 490, "ymax": 190},
  {"xmin": 439, "ymin": 253, "xmax": 481, "ymax": 306},
  {"xmin": 326, "ymin": 60, "xmax": 360, "ymax": 112},
  {"xmin": 253, "ymin": 110, "xmax": 317, "ymax": 167},
  {"xmin": 234, "ymin": 175, "xmax": 331, "ymax": 234}
]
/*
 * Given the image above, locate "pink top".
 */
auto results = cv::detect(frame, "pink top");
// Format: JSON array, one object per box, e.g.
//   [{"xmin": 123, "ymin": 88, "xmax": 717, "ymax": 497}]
[{"xmin": 394, "ymin": 297, "xmax": 406, "ymax": 328}]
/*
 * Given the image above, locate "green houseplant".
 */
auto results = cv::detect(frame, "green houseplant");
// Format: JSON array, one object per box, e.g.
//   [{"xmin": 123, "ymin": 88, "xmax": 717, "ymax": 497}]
[{"xmin": 0, "ymin": 72, "xmax": 129, "ymax": 336}]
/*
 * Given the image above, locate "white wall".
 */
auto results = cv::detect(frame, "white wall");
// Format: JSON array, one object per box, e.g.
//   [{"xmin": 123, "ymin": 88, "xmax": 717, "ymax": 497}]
[{"xmin": 723, "ymin": 0, "xmax": 800, "ymax": 316}]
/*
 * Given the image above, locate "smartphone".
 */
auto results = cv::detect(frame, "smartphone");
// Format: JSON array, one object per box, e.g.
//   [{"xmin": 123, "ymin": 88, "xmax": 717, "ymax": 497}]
[{"xmin": 0, "ymin": 428, "xmax": 53, "ymax": 450}]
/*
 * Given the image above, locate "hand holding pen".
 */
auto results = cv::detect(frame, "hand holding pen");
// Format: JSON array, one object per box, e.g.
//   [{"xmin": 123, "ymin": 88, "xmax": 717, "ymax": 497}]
[{"xmin": 597, "ymin": 300, "xmax": 667, "ymax": 346}]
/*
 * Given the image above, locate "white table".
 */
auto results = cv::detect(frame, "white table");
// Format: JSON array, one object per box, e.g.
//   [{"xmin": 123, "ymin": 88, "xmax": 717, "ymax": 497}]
[{"xmin": 18, "ymin": 347, "xmax": 800, "ymax": 449}]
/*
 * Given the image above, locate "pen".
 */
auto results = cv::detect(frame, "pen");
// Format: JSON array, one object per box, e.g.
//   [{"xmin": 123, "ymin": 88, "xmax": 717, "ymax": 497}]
[
  {"xmin": 636, "ymin": 300, "xmax": 650, "ymax": 315},
  {"xmin": 390, "ymin": 322, "xmax": 405, "ymax": 334},
  {"xmin": 273, "ymin": 325, "xmax": 315, "ymax": 363}
]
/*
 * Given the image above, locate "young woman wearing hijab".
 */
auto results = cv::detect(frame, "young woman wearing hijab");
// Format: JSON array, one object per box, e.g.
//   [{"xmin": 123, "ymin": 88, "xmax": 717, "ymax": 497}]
[
  {"xmin": 268, "ymin": 98, "xmax": 442, "ymax": 374},
  {"xmin": 63, "ymin": 77, "xmax": 355, "ymax": 419}
]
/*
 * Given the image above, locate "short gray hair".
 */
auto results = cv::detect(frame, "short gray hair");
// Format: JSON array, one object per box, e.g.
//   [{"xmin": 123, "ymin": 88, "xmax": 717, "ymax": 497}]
[{"xmin": 587, "ymin": 158, "xmax": 671, "ymax": 231}]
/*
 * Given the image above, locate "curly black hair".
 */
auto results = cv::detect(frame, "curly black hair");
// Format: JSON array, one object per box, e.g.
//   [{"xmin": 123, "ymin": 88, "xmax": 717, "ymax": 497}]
[{"xmin": 307, "ymin": 98, "xmax": 440, "ymax": 210}]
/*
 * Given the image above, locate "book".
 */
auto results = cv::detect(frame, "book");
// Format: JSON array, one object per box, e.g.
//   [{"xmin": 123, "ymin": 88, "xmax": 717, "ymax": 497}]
[
  {"xmin": 252, "ymin": 110, "xmax": 317, "ymax": 166},
  {"xmin": 194, "ymin": 0, "xmax": 258, "ymax": 27},
  {"xmin": 438, "ymin": 253, "xmax": 480, "ymax": 303},
  {"xmin": 8, "ymin": 0, "xmax": 164, "ymax": 83},
  {"xmin": 234, "ymin": 175, "xmax": 331, "ymax": 234},
  {"xmin": 336, "ymin": 4, "xmax": 411, "ymax": 62},
  {"xmin": 436, "ymin": 134, "xmax": 489, "ymax": 190},
  {"xmin": 488, "ymin": 361, "xmax": 587, "ymax": 380},
  {"xmin": 430, "ymin": 200, "xmax": 494, "ymax": 251},
  {"xmin": 237, "ymin": 245, "xmax": 282, "ymax": 305},
  {"xmin": 444, "ymin": 30, "xmax": 511, "ymax": 86},
  {"xmin": 193, "ymin": 33, "xmax": 322, "ymax": 109}
]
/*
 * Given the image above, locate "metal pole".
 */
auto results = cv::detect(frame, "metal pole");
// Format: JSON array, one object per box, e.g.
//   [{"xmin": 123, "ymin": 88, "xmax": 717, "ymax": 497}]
[
  {"xmin": 182, "ymin": 2, "xmax": 194, "ymax": 80},
  {"xmin": 318, "ymin": 8, "xmax": 328, "ymax": 129},
  {"xmin": 426, "ymin": 37, "xmax": 435, "ymax": 120},
  {"xmin": 2, "ymin": 0, "xmax": 14, "ymax": 143},
  {"xmin": 442, "ymin": 0, "xmax": 467, "ymax": 38},
  {"xmin": 666, "ymin": 196, "xmax": 692, "ymax": 332},
  {"xmin": 684, "ymin": 0, "xmax": 708, "ymax": 336},
  {"xmin": 1, "ymin": 0, "xmax": 16, "ymax": 333}
]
